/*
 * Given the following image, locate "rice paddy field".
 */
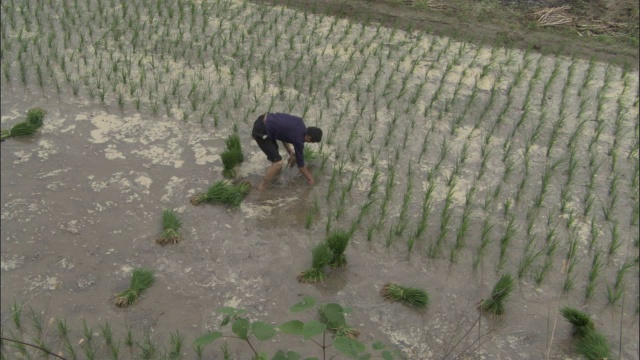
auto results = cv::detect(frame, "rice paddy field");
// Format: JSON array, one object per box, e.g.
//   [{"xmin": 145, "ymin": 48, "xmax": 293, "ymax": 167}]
[{"xmin": 1, "ymin": 0, "xmax": 639, "ymax": 359}]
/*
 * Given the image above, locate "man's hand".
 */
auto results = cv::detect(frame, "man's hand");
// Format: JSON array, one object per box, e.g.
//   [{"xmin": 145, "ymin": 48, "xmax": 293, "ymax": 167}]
[
  {"xmin": 287, "ymin": 156, "xmax": 296, "ymax": 168},
  {"xmin": 307, "ymin": 177, "xmax": 315, "ymax": 186}
]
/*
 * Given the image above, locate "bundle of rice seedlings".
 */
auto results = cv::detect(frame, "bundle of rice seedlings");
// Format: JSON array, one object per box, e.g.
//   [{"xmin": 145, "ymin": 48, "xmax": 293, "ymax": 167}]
[
  {"xmin": 297, "ymin": 243, "xmax": 332, "ymax": 283},
  {"xmin": 479, "ymin": 273, "xmax": 514, "ymax": 315},
  {"xmin": 318, "ymin": 304, "xmax": 360, "ymax": 339},
  {"xmin": 559, "ymin": 306, "xmax": 595, "ymax": 338},
  {"xmin": 575, "ymin": 330, "xmax": 611, "ymax": 360},
  {"xmin": 221, "ymin": 134, "xmax": 244, "ymax": 178},
  {"xmin": 326, "ymin": 230, "xmax": 351, "ymax": 269},
  {"xmin": 221, "ymin": 150, "xmax": 243, "ymax": 178},
  {"xmin": 156, "ymin": 209, "xmax": 183, "ymax": 246},
  {"xmin": 191, "ymin": 180, "xmax": 251, "ymax": 207},
  {"xmin": 380, "ymin": 283, "xmax": 430, "ymax": 308},
  {"xmin": 1, "ymin": 108, "xmax": 46, "ymax": 141},
  {"xmin": 114, "ymin": 268, "xmax": 155, "ymax": 308},
  {"xmin": 26, "ymin": 108, "xmax": 46, "ymax": 127}
]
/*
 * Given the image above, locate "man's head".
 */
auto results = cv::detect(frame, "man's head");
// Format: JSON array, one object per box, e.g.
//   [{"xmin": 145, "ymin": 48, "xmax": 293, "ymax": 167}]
[{"xmin": 305, "ymin": 127, "xmax": 323, "ymax": 143}]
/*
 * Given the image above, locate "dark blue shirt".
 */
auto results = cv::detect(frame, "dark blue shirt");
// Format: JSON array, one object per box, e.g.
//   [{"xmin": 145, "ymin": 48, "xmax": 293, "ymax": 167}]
[{"xmin": 265, "ymin": 113, "xmax": 307, "ymax": 168}]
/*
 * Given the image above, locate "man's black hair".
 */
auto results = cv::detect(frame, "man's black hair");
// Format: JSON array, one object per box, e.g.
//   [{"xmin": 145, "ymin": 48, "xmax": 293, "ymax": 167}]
[{"xmin": 307, "ymin": 127, "xmax": 323, "ymax": 142}]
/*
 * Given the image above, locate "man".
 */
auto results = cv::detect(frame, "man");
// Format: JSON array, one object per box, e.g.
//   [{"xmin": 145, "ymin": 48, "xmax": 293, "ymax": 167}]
[{"xmin": 251, "ymin": 113, "xmax": 323, "ymax": 190}]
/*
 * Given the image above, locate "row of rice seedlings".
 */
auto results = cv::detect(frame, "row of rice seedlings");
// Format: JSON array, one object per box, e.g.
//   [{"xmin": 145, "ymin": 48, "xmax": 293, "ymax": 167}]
[
  {"xmin": 428, "ymin": 182, "xmax": 456, "ymax": 259},
  {"xmin": 450, "ymin": 184, "xmax": 475, "ymax": 262},
  {"xmin": 472, "ymin": 217, "xmax": 494, "ymax": 270},
  {"xmin": 584, "ymin": 251, "xmax": 603, "ymax": 300},
  {"xmin": 561, "ymin": 232, "xmax": 580, "ymax": 292},
  {"xmin": 496, "ymin": 216, "xmax": 517, "ymax": 272},
  {"xmin": 393, "ymin": 164, "xmax": 414, "ymax": 241}
]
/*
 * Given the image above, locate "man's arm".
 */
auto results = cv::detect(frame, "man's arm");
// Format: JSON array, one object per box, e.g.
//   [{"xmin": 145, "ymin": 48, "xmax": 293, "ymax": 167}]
[
  {"xmin": 299, "ymin": 166, "xmax": 315, "ymax": 185},
  {"xmin": 282, "ymin": 142, "xmax": 296, "ymax": 167}
]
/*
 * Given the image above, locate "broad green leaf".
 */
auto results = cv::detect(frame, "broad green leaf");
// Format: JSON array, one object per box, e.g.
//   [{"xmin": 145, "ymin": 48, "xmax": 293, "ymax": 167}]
[
  {"xmin": 357, "ymin": 354, "xmax": 371, "ymax": 360},
  {"xmin": 382, "ymin": 350, "xmax": 394, "ymax": 360},
  {"xmin": 333, "ymin": 336, "xmax": 366, "ymax": 358},
  {"xmin": 302, "ymin": 320, "xmax": 326, "ymax": 340},
  {"xmin": 193, "ymin": 331, "xmax": 223, "ymax": 346},
  {"xmin": 321, "ymin": 303, "xmax": 346, "ymax": 325},
  {"xmin": 252, "ymin": 321, "xmax": 276, "ymax": 341},
  {"xmin": 279, "ymin": 320, "xmax": 304, "ymax": 335},
  {"xmin": 220, "ymin": 315, "xmax": 231, "ymax": 327},
  {"xmin": 272, "ymin": 350, "xmax": 302, "ymax": 360},
  {"xmin": 372, "ymin": 341, "xmax": 386, "ymax": 350},
  {"xmin": 257, "ymin": 352, "xmax": 269, "ymax": 360},
  {"xmin": 216, "ymin": 307, "xmax": 246, "ymax": 316},
  {"xmin": 290, "ymin": 296, "xmax": 316, "ymax": 312},
  {"xmin": 232, "ymin": 318, "xmax": 250, "ymax": 339}
]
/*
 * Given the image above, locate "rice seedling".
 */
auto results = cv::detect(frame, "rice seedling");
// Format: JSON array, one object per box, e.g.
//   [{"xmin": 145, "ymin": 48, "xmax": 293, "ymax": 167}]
[
  {"xmin": 473, "ymin": 217, "xmax": 493, "ymax": 270},
  {"xmin": 380, "ymin": 283, "xmax": 429, "ymax": 309},
  {"xmin": 585, "ymin": 252, "xmax": 603, "ymax": 300},
  {"xmin": 82, "ymin": 317, "xmax": 94, "ymax": 345},
  {"xmin": 497, "ymin": 216, "xmax": 517, "ymax": 272},
  {"xmin": 99, "ymin": 320, "xmax": 113, "ymax": 347},
  {"xmin": 27, "ymin": 306, "xmax": 43, "ymax": 337},
  {"xmin": 191, "ymin": 180, "xmax": 251, "ymax": 207},
  {"xmin": 576, "ymin": 330, "xmax": 611, "ymax": 360},
  {"xmin": 479, "ymin": 273, "xmax": 514, "ymax": 316},
  {"xmin": 139, "ymin": 327, "xmax": 157, "ymax": 360},
  {"xmin": 10, "ymin": 298, "xmax": 23, "ymax": 329},
  {"xmin": 56, "ymin": 318, "xmax": 70, "ymax": 338},
  {"xmin": 114, "ymin": 268, "xmax": 155, "ymax": 308},
  {"xmin": 297, "ymin": 242, "xmax": 332, "ymax": 283},
  {"xmin": 560, "ymin": 306, "xmax": 595, "ymax": 338},
  {"xmin": 517, "ymin": 247, "xmax": 543, "ymax": 280},
  {"xmin": 156, "ymin": 209, "xmax": 183, "ymax": 246},
  {"xmin": 607, "ymin": 221, "xmax": 621, "ymax": 256}
]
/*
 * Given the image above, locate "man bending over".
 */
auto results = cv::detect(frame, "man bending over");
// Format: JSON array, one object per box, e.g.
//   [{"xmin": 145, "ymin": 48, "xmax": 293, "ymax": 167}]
[{"xmin": 251, "ymin": 113, "xmax": 323, "ymax": 190}]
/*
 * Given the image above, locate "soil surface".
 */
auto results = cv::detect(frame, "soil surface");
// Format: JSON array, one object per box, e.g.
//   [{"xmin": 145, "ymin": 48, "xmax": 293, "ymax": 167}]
[{"xmin": 256, "ymin": 0, "xmax": 639, "ymax": 66}]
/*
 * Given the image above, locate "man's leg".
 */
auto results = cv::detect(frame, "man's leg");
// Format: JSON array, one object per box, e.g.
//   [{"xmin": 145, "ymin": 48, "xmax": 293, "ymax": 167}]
[{"xmin": 259, "ymin": 160, "xmax": 283, "ymax": 190}]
